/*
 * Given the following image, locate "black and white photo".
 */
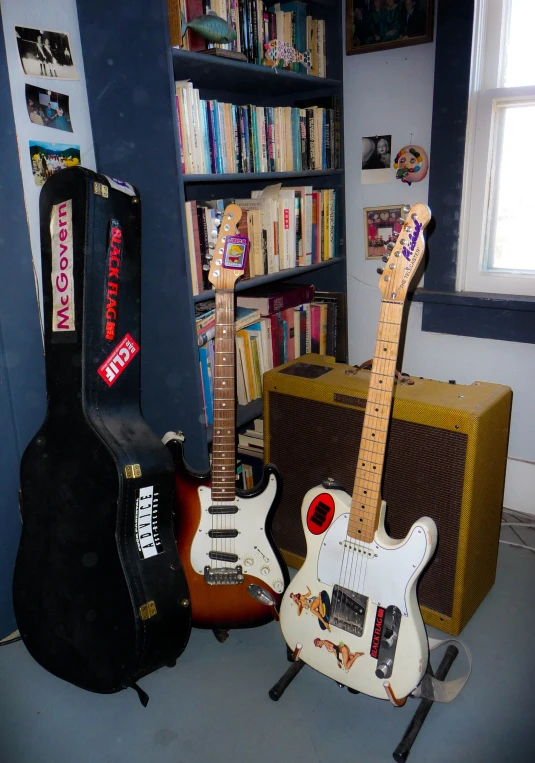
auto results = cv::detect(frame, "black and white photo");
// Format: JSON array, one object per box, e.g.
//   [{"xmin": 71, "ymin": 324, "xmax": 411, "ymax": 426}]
[
  {"xmin": 361, "ymin": 134, "xmax": 392, "ymax": 184},
  {"xmin": 15, "ymin": 26, "xmax": 78, "ymax": 80},
  {"xmin": 25, "ymin": 84, "xmax": 73, "ymax": 132}
]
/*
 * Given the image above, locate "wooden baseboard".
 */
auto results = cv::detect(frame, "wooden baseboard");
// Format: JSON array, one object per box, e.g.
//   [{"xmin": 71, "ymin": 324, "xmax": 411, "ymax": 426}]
[{"xmin": 1, "ymin": 630, "xmax": 19, "ymax": 643}]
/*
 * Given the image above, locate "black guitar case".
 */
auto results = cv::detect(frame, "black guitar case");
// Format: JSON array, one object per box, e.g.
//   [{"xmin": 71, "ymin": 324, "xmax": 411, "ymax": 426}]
[{"xmin": 13, "ymin": 167, "xmax": 191, "ymax": 701}]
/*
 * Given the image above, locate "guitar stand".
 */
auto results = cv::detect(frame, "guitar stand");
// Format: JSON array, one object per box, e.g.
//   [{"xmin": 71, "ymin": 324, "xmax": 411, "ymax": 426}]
[{"xmin": 268, "ymin": 644, "xmax": 459, "ymax": 763}]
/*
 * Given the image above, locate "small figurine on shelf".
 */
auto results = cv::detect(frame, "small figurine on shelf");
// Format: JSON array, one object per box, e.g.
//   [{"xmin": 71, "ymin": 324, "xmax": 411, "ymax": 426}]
[
  {"xmin": 264, "ymin": 40, "xmax": 312, "ymax": 70},
  {"xmin": 181, "ymin": 10, "xmax": 237, "ymax": 44}
]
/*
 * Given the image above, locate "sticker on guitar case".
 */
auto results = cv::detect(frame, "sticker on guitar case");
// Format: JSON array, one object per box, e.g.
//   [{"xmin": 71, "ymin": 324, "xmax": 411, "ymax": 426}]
[
  {"xmin": 97, "ymin": 333, "xmax": 139, "ymax": 386},
  {"xmin": 103, "ymin": 220, "xmax": 123, "ymax": 340},
  {"xmin": 289, "ymin": 587, "xmax": 331, "ymax": 631},
  {"xmin": 104, "ymin": 175, "xmax": 136, "ymax": 197},
  {"xmin": 222, "ymin": 235, "xmax": 249, "ymax": 269},
  {"xmin": 135, "ymin": 485, "xmax": 163, "ymax": 559},
  {"xmin": 50, "ymin": 198, "xmax": 75, "ymax": 336}
]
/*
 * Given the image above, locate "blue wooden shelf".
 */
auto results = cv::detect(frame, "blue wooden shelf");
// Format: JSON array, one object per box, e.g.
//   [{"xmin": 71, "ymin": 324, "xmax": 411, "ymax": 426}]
[
  {"xmin": 184, "ymin": 169, "xmax": 343, "ymax": 183},
  {"xmin": 193, "ymin": 258, "xmax": 344, "ymax": 303},
  {"xmin": 172, "ymin": 49, "xmax": 341, "ymax": 96}
]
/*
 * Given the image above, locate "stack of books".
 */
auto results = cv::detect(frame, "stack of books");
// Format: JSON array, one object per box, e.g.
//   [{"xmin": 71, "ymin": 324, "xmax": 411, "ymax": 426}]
[
  {"xmin": 197, "ymin": 284, "xmax": 346, "ymax": 423},
  {"xmin": 238, "ymin": 418, "xmax": 264, "ymax": 488},
  {"xmin": 175, "ymin": 82, "xmax": 340, "ymax": 175},
  {"xmin": 169, "ymin": 0, "xmax": 327, "ymax": 77},
  {"xmin": 185, "ymin": 186, "xmax": 337, "ymax": 295}
]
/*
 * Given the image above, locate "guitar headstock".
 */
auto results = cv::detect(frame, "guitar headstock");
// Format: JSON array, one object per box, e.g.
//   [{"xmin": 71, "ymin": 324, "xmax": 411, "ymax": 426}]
[
  {"xmin": 208, "ymin": 204, "xmax": 247, "ymax": 291},
  {"xmin": 378, "ymin": 202, "xmax": 431, "ymax": 303}
]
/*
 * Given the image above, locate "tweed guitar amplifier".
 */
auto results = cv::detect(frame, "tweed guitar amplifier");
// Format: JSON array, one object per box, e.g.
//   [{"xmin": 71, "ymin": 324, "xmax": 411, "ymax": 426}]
[{"xmin": 264, "ymin": 354, "xmax": 512, "ymax": 635}]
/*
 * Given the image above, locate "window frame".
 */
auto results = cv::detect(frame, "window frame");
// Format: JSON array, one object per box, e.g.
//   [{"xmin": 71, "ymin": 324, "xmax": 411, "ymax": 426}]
[
  {"xmin": 413, "ymin": 0, "xmax": 535, "ymax": 345},
  {"xmin": 456, "ymin": 0, "xmax": 535, "ymax": 296}
]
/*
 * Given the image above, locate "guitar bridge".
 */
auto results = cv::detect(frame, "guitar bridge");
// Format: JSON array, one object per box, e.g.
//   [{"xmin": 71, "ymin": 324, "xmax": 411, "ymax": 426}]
[
  {"xmin": 329, "ymin": 585, "xmax": 368, "ymax": 637},
  {"xmin": 204, "ymin": 565, "xmax": 244, "ymax": 585}
]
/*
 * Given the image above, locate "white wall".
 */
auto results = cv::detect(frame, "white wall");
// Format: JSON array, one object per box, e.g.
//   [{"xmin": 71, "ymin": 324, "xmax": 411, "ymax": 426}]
[
  {"xmin": 344, "ymin": 40, "xmax": 535, "ymax": 515},
  {"xmin": 1, "ymin": 0, "xmax": 95, "ymax": 307}
]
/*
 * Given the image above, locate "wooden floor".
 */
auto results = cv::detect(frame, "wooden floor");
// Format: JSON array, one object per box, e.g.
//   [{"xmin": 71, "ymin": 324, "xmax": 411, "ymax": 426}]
[{"xmin": 0, "ymin": 511, "xmax": 534, "ymax": 763}]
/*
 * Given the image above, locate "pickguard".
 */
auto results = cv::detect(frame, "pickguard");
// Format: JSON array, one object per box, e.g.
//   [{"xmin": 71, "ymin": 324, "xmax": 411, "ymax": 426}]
[
  {"xmin": 191, "ymin": 474, "xmax": 285, "ymax": 594},
  {"xmin": 317, "ymin": 513, "xmax": 429, "ymax": 616}
]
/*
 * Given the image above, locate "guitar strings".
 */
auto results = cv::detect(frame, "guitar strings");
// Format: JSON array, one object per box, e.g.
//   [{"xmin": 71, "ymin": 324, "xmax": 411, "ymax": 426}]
[{"xmin": 336, "ymin": 278, "xmax": 400, "ymax": 622}]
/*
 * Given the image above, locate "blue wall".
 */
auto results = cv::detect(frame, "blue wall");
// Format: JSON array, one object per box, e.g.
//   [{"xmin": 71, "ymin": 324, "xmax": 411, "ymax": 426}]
[{"xmin": 0, "ymin": 13, "xmax": 47, "ymax": 637}]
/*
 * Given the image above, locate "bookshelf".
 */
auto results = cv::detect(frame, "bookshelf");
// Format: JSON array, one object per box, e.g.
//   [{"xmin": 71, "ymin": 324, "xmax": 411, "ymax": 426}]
[{"xmin": 78, "ymin": 0, "xmax": 345, "ymax": 471}]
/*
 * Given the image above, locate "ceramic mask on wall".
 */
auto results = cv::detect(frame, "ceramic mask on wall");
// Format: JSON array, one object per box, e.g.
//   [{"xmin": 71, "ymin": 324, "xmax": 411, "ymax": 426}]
[{"xmin": 393, "ymin": 145, "xmax": 429, "ymax": 185}]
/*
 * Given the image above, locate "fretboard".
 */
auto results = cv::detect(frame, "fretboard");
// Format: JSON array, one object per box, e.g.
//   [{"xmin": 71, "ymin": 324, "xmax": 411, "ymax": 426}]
[
  {"xmin": 348, "ymin": 300, "xmax": 404, "ymax": 542},
  {"xmin": 211, "ymin": 290, "xmax": 236, "ymax": 502}
]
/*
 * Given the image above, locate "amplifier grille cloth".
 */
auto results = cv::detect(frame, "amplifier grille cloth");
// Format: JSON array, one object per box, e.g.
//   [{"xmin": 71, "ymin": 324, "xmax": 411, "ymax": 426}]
[{"xmin": 269, "ymin": 392, "xmax": 467, "ymax": 618}]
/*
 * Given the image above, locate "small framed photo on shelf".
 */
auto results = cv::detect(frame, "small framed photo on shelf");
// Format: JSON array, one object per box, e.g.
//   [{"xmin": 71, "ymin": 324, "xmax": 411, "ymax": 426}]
[
  {"xmin": 364, "ymin": 205, "xmax": 404, "ymax": 260},
  {"xmin": 346, "ymin": 0, "xmax": 434, "ymax": 56}
]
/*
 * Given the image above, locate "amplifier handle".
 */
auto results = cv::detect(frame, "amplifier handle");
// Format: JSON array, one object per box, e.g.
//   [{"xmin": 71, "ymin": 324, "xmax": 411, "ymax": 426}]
[{"xmin": 348, "ymin": 360, "xmax": 414, "ymax": 386}]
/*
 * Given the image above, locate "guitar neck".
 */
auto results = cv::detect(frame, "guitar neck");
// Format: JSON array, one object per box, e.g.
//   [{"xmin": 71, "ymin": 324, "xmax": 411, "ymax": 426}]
[
  {"xmin": 211, "ymin": 290, "xmax": 237, "ymax": 502},
  {"xmin": 348, "ymin": 300, "xmax": 404, "ymax": 542}
]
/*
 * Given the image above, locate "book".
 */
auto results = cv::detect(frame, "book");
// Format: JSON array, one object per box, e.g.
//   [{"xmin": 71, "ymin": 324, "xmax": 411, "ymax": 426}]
[
  {"xmin": 197, "ymin": 305, "xmax": 261, "ymax": 345},
  {"xmin": 236, "ymin": 282, "xmax": 314, "ymax": 314},
  {"xmin": 313, "ymin": 291, "xmax": 348, "ymax": 362}
]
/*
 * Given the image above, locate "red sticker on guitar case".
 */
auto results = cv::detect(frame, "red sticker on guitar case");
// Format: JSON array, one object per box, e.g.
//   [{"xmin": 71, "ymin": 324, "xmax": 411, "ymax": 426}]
[{"xmin": 97, "ymin": 333, "xmax": 139, "ymax": 386}]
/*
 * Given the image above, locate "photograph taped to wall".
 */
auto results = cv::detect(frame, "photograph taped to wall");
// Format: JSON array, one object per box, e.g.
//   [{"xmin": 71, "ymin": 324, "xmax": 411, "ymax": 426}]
[
  {"xmin": 362, "ymin": 135, "xmax": 392, "ymax": 184},
  {"xmin": 29, "ymin": 141, "xmax": 80, "ymax": 186},
  {"xmin": 346, "ymin": 0, "xmax": 434, "ymax": 55},
  {"xmin": 364, "ymin": 205, "xmax": 404, "ymax": 259},
  {"xmin": 15, "ymin": 26, "xmax": 78, "ymax": 80},
  {"xmin": 25, "ymin": 85, "xmax": 72, "ymax": 132}
]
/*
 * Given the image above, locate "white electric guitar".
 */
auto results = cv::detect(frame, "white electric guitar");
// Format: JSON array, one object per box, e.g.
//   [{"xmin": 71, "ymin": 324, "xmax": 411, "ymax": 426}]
[{"xmin": 279, "ymin": 202, "xmax": 438, "ymax": 704}]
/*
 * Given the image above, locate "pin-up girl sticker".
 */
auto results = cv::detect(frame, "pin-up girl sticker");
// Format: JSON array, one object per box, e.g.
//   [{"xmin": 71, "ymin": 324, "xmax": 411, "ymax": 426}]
[
  {"xmin": 313, "ymin": 638, "xmax": 364, "ymax": 672},
  {"xmin": 394, "ymin": 145, "xmax": 429, "ymax": 185}
]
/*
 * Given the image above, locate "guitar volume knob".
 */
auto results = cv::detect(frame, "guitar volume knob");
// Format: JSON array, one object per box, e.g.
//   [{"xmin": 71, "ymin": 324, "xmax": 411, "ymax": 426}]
[
  {"xmin": 243, "ymin": 556, "xmax": 254, "ymax": 567},
  {"xmin": 375, "ymin": 658, "xmax": 393, "ymax": 679},
  {"xmin": 260, "ymin": 565, "xmax": 270, "ymax": 576}
]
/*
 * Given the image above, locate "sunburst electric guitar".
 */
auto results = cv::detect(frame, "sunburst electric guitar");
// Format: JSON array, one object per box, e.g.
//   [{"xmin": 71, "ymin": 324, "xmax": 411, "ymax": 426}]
[
  {"xmin": 166, "ymin": 204, "xmax": 287, "ymax": 631},
  {"xmin": 279, "ymin": 203, "xmax": 438, "ymax": 704}
]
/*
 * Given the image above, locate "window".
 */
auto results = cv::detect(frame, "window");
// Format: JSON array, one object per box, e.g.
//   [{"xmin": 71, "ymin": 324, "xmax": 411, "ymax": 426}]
[{"xmin": 457, "ymin": 0, "xmax": 535, "ymax": 297}]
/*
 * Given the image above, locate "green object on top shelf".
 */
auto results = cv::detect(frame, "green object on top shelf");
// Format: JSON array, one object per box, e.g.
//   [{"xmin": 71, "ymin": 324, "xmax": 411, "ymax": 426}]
[{"xmin": 181, "ymin": 11, "xmax": 237, "ymax": 44}]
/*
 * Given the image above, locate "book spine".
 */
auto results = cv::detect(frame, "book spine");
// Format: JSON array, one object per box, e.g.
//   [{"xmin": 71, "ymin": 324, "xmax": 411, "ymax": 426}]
[
  {"xmin": 299, "ymin": 307, "xmax": 307, "ymax": 356},
  {"xmin": 329, "ymin": 189, "xmax": 336, "ymax": 259},
  {"xmin": 250, "ymin": 334, "xmax": 263, "ymax": 395},
  {"xmin": 199, "ymin": 343, "xmax": 213, "ymax": 425},
  {"xmin": 185, "ymin": 0, "xmax": 207, "ymax": 50},
  {"xmin": 190, "ymin": 201, "xmax": 203, "ymax": 294},
  {"xmin": 310, "ymin": 304, "xmax": 320, "ymax": 353},
  {"xmin": 268, "ymin": 312, "xmax": 280, "ymax": 367},
  {"xmin": 281, "ymin": 307, "xmax": 295, "ymax": 362},
  {"xmin": 307, "ymin": 108, "xmax": 315, "ymax": 170},
  {"xmin": 265, "ymin": 283, "xmax": 315, "ymax": 313},
  {"xmin": 175, "ymin": 95, "xmax": 186, "ymax": 174}
]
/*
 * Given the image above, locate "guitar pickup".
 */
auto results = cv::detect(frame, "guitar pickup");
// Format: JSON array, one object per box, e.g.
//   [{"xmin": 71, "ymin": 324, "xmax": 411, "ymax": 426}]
[
  {"xmin": 208, "ymin": 551, "xmax": 239, "ymax": 563},
  {"xmin": 208, "ymin": 505, "xmax": 238, "ymax": 514},
  {"xmin": 208, "ymin": 529, "xmax": 239, "ymax": 539}
]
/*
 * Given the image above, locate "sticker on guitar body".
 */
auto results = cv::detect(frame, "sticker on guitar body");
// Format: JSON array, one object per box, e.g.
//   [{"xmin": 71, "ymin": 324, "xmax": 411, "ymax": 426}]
[
  {"xmin": 313, "ymin": 638, "xmax": 364, "ymax": 672},
  {"xmin": 289, "ymin": 586, "xmax": 331, "ymax": 631}
]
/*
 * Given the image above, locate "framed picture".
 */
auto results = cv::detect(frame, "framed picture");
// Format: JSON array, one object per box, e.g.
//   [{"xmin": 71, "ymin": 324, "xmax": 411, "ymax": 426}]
[
  {"xmin": 346, "ymin": 1, "xmax": 434, "ymax": 56},
  {"xmin": 364, "ymin": 205, "xmax": 403, "ymax": 259}
]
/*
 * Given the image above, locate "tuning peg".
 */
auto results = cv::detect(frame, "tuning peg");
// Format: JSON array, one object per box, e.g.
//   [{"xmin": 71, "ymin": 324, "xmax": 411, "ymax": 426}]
[
  {"xmin": 398, "ymin": 217, "xmax": 406, "ymax": 225},
  {"xmin": 402, "ymin": 204, "xmax": 411, "ymax": 214},
  {"xmin": 381, "ymin": 255, "xmax": 388, "ymax": 263},
  {"xmin": 386, "ymin": 242, "xmax": 395, "ymax": 250},
  {"xmin": 376, "ymin": 268, "xmax": 384, "ymax": 275}
]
